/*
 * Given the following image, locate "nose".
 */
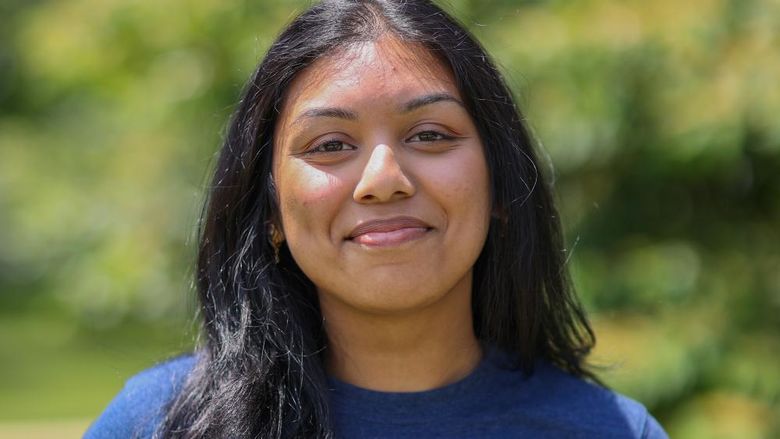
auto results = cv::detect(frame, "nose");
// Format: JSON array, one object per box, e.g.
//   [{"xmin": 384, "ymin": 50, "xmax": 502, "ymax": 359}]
[{"xmin": 353, "ymin": 144, "xmax": 415, "ymax": 203}]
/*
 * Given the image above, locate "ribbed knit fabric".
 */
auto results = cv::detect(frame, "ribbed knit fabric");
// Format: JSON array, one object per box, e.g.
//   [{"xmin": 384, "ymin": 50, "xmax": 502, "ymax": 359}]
[{"xmin": 85, "ymin": 349, "xmax": 667, "ymax": 438}]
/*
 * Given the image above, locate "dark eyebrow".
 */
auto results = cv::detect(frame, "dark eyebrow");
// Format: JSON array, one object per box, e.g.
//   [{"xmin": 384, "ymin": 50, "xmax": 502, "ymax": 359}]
[
  {"xmin": 294, "ymin": 107, "xmax": 358, "ymax": 124},
  {"xmin": 401, "ymin": 93, "xmax": 464, "ymax": 113},
  {"xmin": 292, "ymin": 93, "xmax": 462, "ymax": 124}
]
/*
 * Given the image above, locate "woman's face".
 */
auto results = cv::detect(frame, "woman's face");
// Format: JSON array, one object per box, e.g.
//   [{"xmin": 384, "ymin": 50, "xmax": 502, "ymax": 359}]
[{"xmin": 273, "ymin": 37, "xmax": 491, "ymax": 315}]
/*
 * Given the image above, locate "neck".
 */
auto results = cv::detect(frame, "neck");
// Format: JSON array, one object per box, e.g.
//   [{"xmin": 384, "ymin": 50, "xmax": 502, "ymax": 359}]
[{"xmin": 320, "ymin": 277, "xmax": 482, "ymax": 392}]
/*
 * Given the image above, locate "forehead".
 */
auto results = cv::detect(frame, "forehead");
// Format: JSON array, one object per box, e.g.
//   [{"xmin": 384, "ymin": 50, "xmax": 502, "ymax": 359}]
[{"xmin": 278, "ymin": 36, "xmax": 460, "ymax": 118}]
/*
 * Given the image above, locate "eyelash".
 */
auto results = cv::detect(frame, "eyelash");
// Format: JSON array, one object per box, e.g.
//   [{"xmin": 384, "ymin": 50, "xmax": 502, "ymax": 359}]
[
  {"xmin": 408, "ymin": 130, "xmax": 456, "ymax": 143},
  {"xmin": 306, "ymin": 130, "xmax": 456, "ymax": 155},
  {"xmin": 309, "ymin": 139, "xmax": 355, "ymax": 154}
]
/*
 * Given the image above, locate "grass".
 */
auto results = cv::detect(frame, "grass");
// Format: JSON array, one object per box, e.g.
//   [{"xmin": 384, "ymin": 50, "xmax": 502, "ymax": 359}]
[
  {"xmin": 0, "ymin": 419, "xmax": 91, "ymax": 439},
  {"xmin": 0, "ymin": 309, "xmax": 194, "ymax": 422}
]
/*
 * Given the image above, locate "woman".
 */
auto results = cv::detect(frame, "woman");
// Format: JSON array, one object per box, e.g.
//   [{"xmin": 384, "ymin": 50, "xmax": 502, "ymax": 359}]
[{"xmin": 86, "ymin": 0, "xmax": 667, "ymax": 438}]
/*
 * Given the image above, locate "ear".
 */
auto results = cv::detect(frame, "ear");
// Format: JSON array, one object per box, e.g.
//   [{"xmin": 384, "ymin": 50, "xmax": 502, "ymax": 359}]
[
  {"xmin": 269, "ymin": 221, "xmax": 285, "ymax": 247},
  {"xmin": 265, "ymin": 173, "xmax": 286, "ymax": 245},
  {"xmin": 490, "ymin": 204, "xmax": 508, "ymax": 238},
  {"xmin": 491, "ymin": 204, "xmax": 508, "ymax": 222}
]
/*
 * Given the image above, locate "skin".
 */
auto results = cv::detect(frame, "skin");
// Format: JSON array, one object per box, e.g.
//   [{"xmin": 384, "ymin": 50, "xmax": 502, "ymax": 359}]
[{"xmin": 272, "ymin": 36, "xmax": 491, "ymax": 391}]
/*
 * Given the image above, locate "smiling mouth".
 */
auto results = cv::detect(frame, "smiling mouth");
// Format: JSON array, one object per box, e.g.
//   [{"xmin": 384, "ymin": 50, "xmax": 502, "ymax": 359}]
[{"xmin": 347, "ymin": 216, "xmax": 433, "ymax": 247}]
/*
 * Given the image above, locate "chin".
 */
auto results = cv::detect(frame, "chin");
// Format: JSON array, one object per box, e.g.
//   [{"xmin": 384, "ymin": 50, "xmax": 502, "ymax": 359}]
[{"xmin": 319, "ymin": 268, "xmax": 472, "ymax": 316}]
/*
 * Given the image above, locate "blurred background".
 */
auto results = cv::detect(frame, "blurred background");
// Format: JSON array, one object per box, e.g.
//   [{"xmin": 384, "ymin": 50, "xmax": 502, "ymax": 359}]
[{"xmin": 0, "ymin": 0, "xmax": 778, "ymax": 437}]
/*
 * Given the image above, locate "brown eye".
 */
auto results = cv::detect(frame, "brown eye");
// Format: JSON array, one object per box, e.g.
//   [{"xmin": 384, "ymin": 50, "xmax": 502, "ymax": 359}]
[
  {"xmin": 310, "ymin": 140, "xmax": 355, "ymax": 153},
  {"xmin": 408, "ymin": 131, "xmax": 454, "ymax": 143}
]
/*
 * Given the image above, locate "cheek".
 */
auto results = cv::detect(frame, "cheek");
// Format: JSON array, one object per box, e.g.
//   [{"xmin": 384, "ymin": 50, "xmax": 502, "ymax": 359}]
[
  {"xmin": 425, "ymin": 149, "xmax": 491, "ymax": 214},
  {"xmin": 278, "ymin": 164, "xmax": 346, "ymax": 238}
]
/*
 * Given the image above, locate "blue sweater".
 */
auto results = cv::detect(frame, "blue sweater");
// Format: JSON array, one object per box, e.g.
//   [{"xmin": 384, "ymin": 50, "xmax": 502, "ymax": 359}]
[{"xmin": 85, "ymin": 351, "xmax": 668, "ymax": 438}]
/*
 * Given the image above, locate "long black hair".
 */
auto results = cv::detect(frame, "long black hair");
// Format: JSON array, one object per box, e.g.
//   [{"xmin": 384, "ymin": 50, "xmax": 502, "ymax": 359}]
[{"xmin": 157, "ymin": 1, "xmax": 597, "ymax": 437}]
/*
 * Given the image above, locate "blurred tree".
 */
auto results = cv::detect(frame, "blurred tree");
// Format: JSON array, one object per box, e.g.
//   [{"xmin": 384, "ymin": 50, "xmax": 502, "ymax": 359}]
[{"xmin": 0, "ymin": 0, "xmax": 777, "ymax": 436}]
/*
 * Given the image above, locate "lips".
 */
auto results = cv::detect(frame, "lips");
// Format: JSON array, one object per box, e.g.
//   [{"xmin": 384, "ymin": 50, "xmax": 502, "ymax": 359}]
[{"xmin": 347, "ymin": 216, "xmax": 432, "ymax": 247}]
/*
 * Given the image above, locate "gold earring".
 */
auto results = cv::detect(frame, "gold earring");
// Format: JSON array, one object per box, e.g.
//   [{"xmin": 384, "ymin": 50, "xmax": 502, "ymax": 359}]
[{"xmin": 269, "ymin": 223, "xmax": 285, "ymax": 264}]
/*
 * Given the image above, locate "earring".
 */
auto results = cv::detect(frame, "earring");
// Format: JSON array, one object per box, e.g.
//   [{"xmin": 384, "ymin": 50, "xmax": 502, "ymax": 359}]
[{"xmin": 269, "ymin": 223, "xmax": 285, "ymax": 264}]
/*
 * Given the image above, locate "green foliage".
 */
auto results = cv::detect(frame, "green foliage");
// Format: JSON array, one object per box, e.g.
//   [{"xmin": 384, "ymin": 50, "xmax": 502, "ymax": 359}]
[{"xmin": 1, "ymin": 0, "xmax": 778, "ymax": 436}]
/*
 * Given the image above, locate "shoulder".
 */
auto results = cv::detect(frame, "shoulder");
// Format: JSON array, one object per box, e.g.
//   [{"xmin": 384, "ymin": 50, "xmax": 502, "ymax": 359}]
[
  {"xmin": 84, "ymin": 354, "xmax": 196, "ymax": 439},
  {"xmin": 498, "ymin": 360, "xmax": 668, "ymax": 438},
  {"xmin": 474, "ymin": 349, "xmax": 667, "ymax": 438}
]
